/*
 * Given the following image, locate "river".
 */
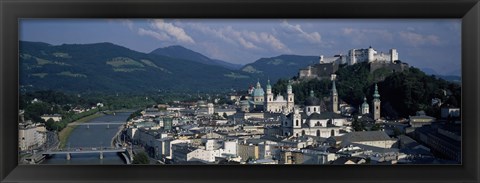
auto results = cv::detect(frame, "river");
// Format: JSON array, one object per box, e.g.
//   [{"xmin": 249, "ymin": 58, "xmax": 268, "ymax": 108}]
[{"xmin": 41, "ymin": 112, "xmax": 131, "ymax": 165}]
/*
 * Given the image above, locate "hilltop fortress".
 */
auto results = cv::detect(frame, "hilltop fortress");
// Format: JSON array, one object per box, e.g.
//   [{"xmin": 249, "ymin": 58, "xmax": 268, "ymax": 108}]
[{"xmin": 299, "ymin": 47, "xmax": 408, "ymax": 80}]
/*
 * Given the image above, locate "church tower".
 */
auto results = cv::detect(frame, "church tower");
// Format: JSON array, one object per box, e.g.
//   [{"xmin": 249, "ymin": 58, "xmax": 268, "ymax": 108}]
[
  {"xmin": 292, "ymin": 107, "xmax": 302, "ymax": 129},
  {"xmin": 265, "ymin": 79, "xmax": 274, "ymax": 111},
  {"xmin": 372, "ymin": 83, "xmax": 381, "ymax": 120},
  {"xmin": 286, "ymin": 80, "xmax": 294, "ymax": 113},
  {"xmin": 331, "ymin": 80, "xmax": 339, "ymax": 113}
]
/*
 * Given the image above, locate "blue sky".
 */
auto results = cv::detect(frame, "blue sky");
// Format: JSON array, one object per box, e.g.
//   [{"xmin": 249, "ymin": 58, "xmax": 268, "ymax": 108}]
[{"xmin": 20, "ymin": 19, "xmax": 461, "ymax": 76}]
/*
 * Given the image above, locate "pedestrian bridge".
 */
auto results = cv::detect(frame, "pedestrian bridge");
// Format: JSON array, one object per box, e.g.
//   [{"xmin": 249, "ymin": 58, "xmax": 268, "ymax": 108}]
[
  {"xmin": 68, "ymin": 122, "xmax": 125, "ymax": 126},
  {"xmin": 43, "ymin": 147, "xmax": 131, "ymax": 164}
]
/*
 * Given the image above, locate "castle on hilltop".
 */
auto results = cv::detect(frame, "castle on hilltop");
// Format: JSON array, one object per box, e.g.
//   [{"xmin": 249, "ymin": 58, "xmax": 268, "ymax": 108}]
[{"xmin": 299, "ymin": 46, "xmax": 406, "ymax": 80}]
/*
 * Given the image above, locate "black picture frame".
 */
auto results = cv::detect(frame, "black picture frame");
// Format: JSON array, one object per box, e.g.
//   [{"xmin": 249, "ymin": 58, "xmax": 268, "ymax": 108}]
[{"xmin": 1, "ymin": 0, "xmax": 479, "ymax": 182}]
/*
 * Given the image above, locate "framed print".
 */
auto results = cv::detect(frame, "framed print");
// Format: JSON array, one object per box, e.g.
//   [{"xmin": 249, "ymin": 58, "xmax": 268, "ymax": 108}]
[{"xmin": 1, "ymin": 0, "xmax": 479, "ymax": 183}]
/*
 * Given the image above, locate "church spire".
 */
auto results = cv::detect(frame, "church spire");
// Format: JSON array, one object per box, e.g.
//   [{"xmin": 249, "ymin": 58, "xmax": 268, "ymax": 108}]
[
  {"xmin": 332, "ymin": 80, "xmax": 337, "ymax": 94},
  {"xmin": 310, "ymin": 90, "xmax": 315, "ymax": 97},
  {"xmin": 287, "ymin": 80, "xmax": 292, "ymax": 94},
  {"xmin": 266, "ymin": 79, "xmax": 272, "ymax": 94},
  {"xmin": 256, "ymin": 79, "xmax": 261, "ymax": 89},
  {"xmin": 373, "ymin": 83, "xmax": 380, "ymax": 99}
]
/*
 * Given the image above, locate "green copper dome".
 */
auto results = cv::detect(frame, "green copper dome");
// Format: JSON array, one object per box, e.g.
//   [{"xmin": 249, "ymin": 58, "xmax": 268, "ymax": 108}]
[
  {"xmin": 252, "ymin": 81, "xmax": 265, "ymax": 97},
  {"xmin": 362, "ymin": 97, "xmax": 369, "ymax": 108},
  {"xmin": 304, "ymin": 90, "xmax": 320, "ymax": 106},
  {"xmin": 266, "ymin": 79, "xmax": 271, "ymax": 90}
]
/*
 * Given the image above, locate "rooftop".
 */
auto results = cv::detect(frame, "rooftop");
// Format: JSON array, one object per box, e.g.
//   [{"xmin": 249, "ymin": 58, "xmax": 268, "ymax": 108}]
[{"xmin": 343, "ymin": 131, "xmax": 393, "ymax": 142}]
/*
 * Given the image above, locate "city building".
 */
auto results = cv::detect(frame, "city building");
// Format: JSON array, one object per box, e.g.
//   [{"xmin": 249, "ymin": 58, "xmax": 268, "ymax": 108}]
[
  {"xmin": 440, "ymin": 107, "xmax": 460, "ymax": 119},
  {"xmin": 409, "ymin": 115, "xmax": 436, "ymax": 128},
  {"xmin": 412, "ymin": 123, "xmax": 461, "ymax": 162},
  {"xmin": 264, "ymin": 80, "xmax": 295, "ymax": 113},
  {"xmin": 18, "ymin": 122, "xmax": 47, "ymax": 151},
  {"xmin": 339, "ymin": 131, "xmax": 397, "ymax": 149},
  {"xmin": 281, "ymin": 90, "xmax": 341, "ymax": 138},
  {"xmin": 239, "ymin": 80, "xmax": 295, "ymax": 114}
]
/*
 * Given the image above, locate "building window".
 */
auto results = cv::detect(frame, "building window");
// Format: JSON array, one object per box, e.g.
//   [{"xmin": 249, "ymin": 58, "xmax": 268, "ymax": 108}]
[
  {"xmin": 316, "ymin": 130, "xmax": 320, "ymax": 136},
  {"xmin": 314, "ymin": 108, "xmax": 316, "ymax": 112},
  {"xmin": 295, "ymin": 120, "xmax": 299, "ymax": 126},
  {"xmin": 308, "ymin": 108, "xmax": 310, "ymax": 112}
]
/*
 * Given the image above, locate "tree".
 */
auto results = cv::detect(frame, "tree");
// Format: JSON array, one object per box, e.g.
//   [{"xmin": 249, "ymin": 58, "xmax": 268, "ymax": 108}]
[
  {"xmin": 352, "ymin": 117, "xmax": 365, "ymax": 131},
  {"xmin": 222, "ymin": 112, "xmax": 228, "ymax": 119},
  {"xmin": 45, "ymin": 118, "xmax": 56, "ymax": 131},
  {"xmin": 370, "ymin": 124, "xmax": 381, "ymax": 131},
  {"xmin": 132, "ymin": 152, "xmax": 149, "ymax": 164}
]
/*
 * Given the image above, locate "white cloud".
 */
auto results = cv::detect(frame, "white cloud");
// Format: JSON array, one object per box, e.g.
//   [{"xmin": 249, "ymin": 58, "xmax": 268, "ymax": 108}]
[
  {"xmin": 280, "ymin": 20, "xmax": 322, "ymax": 44},
  {"xmin": 188, "ymin": 23, "xmax": 289, "ymax": 52},
  {"xmin": 139, "ymin": 19, "xmax": 195, "ymax": 44},
  {"xmin": 259, "ymin": 32, "xmax": 288, "ymax": 51},
  {"xmin": 399, "ymin": 31, "xmax": 440, "ymax": 46},
  {"xmin": 138, "ymin": 28, "xmax": 170, "ymax": 41}
]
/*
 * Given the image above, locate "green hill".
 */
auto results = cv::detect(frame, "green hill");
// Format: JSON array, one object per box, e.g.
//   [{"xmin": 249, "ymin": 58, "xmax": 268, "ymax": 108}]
[
  {"xmin": 240, "ymin": 55, "xmax": 319, "ymax": 82},
  {"xmin": 273, "ymin": 62, "xmax": 461, "ymax": 118}
]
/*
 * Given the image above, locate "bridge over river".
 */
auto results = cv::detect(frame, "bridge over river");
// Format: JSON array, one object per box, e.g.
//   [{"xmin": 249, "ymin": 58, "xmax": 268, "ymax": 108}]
[
  {"xmin": 67, "ymin": 121, "xmax": 126, "ymax": 129},
  {"xmin": 43, "ymin": 147, "xmax": 131, "ymax": 164}
]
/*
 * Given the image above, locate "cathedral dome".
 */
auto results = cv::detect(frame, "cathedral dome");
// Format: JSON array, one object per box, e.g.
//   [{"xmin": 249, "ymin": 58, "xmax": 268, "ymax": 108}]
[
  {"xmin": 304, "ymin": 90, "xmax": 320, "ymax": 106},
  {"xmin": 252, "ymin": 81, "xmax": 265, "ymax": 97},
  {"xmin": 252, "ymin": 88, "xmax": 265, "ymax": 97}
]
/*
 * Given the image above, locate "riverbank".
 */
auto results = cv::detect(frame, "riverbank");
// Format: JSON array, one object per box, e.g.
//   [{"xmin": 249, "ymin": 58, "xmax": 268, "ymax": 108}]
[
  {"xmin": 111, "ymin": 125, "xmax": 125, "ymax": 147},
  {"xmin": 58, "ymin": 112, "xmax": 105, "ymax": 149}
]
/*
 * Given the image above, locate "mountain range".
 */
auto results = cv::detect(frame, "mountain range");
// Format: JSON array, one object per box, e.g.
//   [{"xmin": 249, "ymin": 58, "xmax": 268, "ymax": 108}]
[
  {"xmin": 150, "ymin": 45, "xmax": 243, "ymax": 70},
  {"xmin": 19, "ymin": 41, "xmax": 315, "ymax": 94},
  {"xmin": 20, "ymin": 41, "xmax": 253, "ymax": 93}
]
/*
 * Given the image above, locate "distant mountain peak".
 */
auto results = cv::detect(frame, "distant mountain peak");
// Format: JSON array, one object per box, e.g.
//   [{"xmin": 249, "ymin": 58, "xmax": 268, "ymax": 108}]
[{"xmin": 150, "ymin": 45, "xmax": 243, "ymax": 70}]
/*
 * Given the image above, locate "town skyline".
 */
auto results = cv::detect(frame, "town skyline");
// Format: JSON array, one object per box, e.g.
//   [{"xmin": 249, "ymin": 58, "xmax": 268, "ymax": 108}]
[{"xmin": 20, "ymin": 19, "xmax": 461, "ymax": 76}]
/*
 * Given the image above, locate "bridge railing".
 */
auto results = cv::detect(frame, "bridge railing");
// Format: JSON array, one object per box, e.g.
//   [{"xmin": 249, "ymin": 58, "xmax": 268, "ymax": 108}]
[{"xmin": 49, "ymin": 146, "xmax": 125, "ymax": 152}]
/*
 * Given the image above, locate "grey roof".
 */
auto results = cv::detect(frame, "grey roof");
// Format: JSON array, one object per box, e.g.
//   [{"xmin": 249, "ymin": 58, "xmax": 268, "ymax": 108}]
[
  {"xmin": 245, "ymin": 138, "xmax": 267, "ymax": 145},
  {"xmin": 308, "ymin": 112, "xmax": 344, "ymax": 120},
  {"xmin": 343, "ymin": 131, "xmax": 392, "ymax": 142},
  {"xmin": 286, "ymin": 112, "xmax": 309, "ymax": 119},
  {"xmin": 346, "ymin": 142, "xmax": 399, "ymax": 153},
  {"xmin": 410, "ymin": 115, "xmax": 436, "ymax": 120}
]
